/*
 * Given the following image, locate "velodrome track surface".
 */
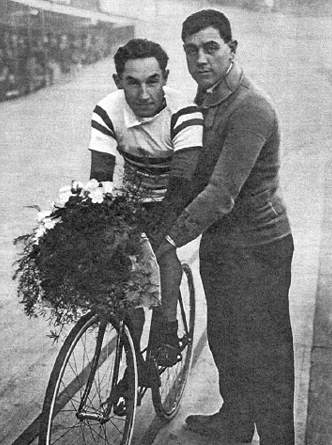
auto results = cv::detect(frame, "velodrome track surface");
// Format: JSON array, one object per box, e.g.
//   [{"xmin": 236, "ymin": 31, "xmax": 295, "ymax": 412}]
[{"xmin": 1, "ymin": 2, "xmax": 332, "ymax": 444}]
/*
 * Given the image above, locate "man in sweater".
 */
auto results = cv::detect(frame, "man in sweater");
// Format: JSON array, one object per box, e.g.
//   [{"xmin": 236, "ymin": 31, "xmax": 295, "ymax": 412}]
[{"xmin": 157, "ymin": 9, "xmax": 295, "ymax": 445}]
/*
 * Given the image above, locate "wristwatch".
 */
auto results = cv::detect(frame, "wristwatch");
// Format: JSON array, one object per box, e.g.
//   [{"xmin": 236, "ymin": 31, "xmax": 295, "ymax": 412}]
[{"xmin": 165, "ymin": 235, "xmax": 177, "ymax": 248}]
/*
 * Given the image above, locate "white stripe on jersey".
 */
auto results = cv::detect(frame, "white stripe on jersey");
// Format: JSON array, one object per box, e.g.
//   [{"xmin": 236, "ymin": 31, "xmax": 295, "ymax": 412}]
[
  {"xmin": 89, "ymin": 87, "xmax": 203, "ymax": 201},
  {"xmin": 173, "ymin": 110, "xmax": 203, "ymax": 131}
]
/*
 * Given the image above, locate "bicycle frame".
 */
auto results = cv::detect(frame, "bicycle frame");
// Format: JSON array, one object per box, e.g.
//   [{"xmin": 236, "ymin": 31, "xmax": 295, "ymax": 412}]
[
  {"xmin": 72, "ymin": 312, "xmax": 137, "ymax": 423},
  {"xmin": 76, "ymin": 319, "xmax": 108, "ymax": 421},
  {"xmin": 38, "ymin": 263, "xmax": 195, "ymax": 445}
]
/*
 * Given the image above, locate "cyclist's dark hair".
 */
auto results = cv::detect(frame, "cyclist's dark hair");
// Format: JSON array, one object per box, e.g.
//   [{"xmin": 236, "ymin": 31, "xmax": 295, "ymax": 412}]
[
  {"xmin": 114, "ymin": 38, "xmax": 169, "ymax": 77},
  {"xmin": 181, "ymin": 9, "xmax": 232, "ymax": 43}
]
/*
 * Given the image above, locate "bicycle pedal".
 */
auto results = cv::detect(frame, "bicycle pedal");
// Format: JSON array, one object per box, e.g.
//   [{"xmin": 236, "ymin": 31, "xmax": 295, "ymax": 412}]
[
  {"xmin": 113, "ymin": 398, "xmax": 127, "ymax": 417},
  {"xmin": 155, "ymin": 344, "xmax": 182, "ymax": 368},
  {"xmin": 179, "ymin": 335, "xmax": 190, "ymax": 349}
]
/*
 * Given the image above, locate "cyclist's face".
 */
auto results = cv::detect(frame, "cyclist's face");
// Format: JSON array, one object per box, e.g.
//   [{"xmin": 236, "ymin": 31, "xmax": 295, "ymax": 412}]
[
  {"xmin": 183, "ymin": 26, "xmax": 235, "ymax": 90},
  {"xmin": 114, "ymin": 57, "xmax": 168, "ymax": 118}
]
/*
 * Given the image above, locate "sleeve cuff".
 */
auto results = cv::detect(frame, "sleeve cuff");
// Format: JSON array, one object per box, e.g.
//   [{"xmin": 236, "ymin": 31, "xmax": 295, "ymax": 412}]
[
  {"xmin": 168, "ymin": 210, "xmax": 201, "ymax": 248},
  {"xmin": 165, "ymin": 235, "xmax": 177, "ymax": 248}
]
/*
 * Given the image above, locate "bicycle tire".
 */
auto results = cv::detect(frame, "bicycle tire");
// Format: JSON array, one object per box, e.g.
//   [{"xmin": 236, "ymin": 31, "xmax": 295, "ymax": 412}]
[
  {"xmin": 152, "ymin": 263, "xmax": 195, "ymax": 419},
  {"xmin": 38, "ymin": 311, "xmax": 138, "ymax": 445}
]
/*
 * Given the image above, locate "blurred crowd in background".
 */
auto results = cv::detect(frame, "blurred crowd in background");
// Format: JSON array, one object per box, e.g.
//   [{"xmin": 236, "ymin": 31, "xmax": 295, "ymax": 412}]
[
  {"xmin": 1, "ymin": 0, "xmax": 328, "ymax": 104},
  {"xmin": 0, "ymin": 27, "xmax": 114, "ymax": 102}
]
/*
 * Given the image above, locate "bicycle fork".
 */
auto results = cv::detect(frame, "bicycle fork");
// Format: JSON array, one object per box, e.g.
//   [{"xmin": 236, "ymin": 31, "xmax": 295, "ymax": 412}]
[{"xmin": 75, "ymin": 318, "xmax": 111, "ymax": 423}]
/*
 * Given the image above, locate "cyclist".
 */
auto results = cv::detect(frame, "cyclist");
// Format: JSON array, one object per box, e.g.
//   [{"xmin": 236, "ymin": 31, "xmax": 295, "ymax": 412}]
[{"xmin": 89, "ymin": 38, "xmax": 203, "ymax": 371}]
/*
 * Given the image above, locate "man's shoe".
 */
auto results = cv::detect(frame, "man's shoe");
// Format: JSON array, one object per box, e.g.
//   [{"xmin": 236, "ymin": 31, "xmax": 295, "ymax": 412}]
[{"xmin": 185, "ymin": 413, "xmax": 254, "ymax": 443}]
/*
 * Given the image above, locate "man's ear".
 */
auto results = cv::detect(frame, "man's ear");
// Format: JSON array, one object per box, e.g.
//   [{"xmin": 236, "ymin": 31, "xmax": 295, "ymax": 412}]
[
  {"xmin": 163, "ymin": 69, "xmax": 170, "ymax": 84},
  {"xmin": 228, "ymin": 40, "xmax": 238, "ymax": 55},
  {"xmin": 113, "ymin": 74, "xmax": 123, "ymax": 89}
]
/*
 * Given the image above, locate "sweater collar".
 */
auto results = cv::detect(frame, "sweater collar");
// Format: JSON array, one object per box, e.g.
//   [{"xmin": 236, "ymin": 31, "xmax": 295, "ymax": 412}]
[{"xmin": 195, "ymin": 61, "xmax": 243, "ymax": 109}]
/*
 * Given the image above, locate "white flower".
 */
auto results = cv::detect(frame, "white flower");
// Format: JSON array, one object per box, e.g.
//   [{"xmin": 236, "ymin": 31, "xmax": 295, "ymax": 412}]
[
  {"xmin": 33, "ymin": 225, "xmax": 47, "ymax": 244},
  {"xmin": 101, "ymin": 181, "xmax": 114, "ymax": 195},
  {"xmin": 37, "ymin": 210, "xmax": 52, "ymax": 222},
  {"xmin": 89, "ymin": 188, "xmax": 104, "ymax": 204},
  {"xmin": 33, "ymin": 214, "xmax": 60, "ymax": 244},
  {"xmin": 43, "ymin": 217, "xmax": 60, "ymax": 230},
  {"xmin": 83, "ymin": 179, "xmax": 99, "ymax": 192},
  {"xmin": 54, "ymin": 185, "xmax": 73, "ymax": 208}
]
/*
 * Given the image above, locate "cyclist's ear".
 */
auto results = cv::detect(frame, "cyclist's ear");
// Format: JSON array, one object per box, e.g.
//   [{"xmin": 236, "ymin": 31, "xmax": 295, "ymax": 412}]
[
  {"xmin": 162, "ymin": 69, "xmax": 169, "ymax": 84},
  {"xmin": 113, "ymin": 74, "xmax": 123, "ymax": 89}
]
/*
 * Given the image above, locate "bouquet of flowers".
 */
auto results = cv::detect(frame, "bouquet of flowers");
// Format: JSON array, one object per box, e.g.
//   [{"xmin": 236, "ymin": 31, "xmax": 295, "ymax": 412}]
[{"xmin": 13, "ymin": 179, "xmax": 161, "ymax": 329}]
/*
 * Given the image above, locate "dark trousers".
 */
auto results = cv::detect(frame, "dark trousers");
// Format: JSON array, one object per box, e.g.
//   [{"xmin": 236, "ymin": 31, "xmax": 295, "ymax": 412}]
[{"xmin": 199, "ymin": 234, "xmax": 295, "ymax": 445}]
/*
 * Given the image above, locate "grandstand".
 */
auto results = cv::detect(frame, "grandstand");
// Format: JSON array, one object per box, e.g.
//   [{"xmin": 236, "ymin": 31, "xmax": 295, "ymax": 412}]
[
  {"xmin": 0, "ymin": 0, "xmax": 135, "ymax": 101},
  {"xmin": 213, "ymin": 0, "xmax": 332, "ymax": 15}
]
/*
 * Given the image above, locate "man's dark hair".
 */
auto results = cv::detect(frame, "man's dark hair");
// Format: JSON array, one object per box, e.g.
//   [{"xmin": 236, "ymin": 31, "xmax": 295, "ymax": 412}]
[
  {"xmin": 181, "ymin": 9, "xmax": 232, "ymax": 43},
  {"xmin": 114, "ymin": 38, "xmax": 169, "ymax": 77}
]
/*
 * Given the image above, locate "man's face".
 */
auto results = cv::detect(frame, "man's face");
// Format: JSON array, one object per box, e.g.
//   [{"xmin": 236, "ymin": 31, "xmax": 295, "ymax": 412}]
[
  {"xmin": 183, "ymin": 26, "xmax": 234, "ymax": 90},
  {"xmin": 114, "ymin": 57, "xmax": 168, "ymax": 118}
]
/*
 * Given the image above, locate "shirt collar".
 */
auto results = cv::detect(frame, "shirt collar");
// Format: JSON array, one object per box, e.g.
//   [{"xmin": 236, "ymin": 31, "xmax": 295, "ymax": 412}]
[
  {"xmin": 196, "ymin": 61, "xmax": 243, "ymax": 109},
  {"xmin": 123, "ymin": 96, "xmax": 167, "ymax": 128},
  {"xmin": 205, "ymin": 61, "xmax": 234, "ymax": 94}
]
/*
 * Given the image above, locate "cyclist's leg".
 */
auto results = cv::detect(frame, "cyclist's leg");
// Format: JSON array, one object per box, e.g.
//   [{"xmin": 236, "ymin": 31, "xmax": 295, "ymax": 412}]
[
  {"xmin": 155, "ymin": 249, "xmax": 183, "ymax": 366},
  {"xmin": 151, "ymin": 263, "xmax": 196, "ymax": 419},
  {"xmin": 123, "ymin": 308, "xmax": 148, "ymax": 385},
  {"xmin": 142, "ymin": 202, "xmax": 182, "ymax": 323},
  {"xmin": 120, "ymin": 309, "xmax": 159, "ymax": 388},
  {"xmin": 129, "ymin": 307, "xmax": 145, "ymax": 343},
  {"xmin": 141, "ymin": 201, "xmax": 183, "ymax": 365},
  {"xmin": 158, "ymin": 247, "xmax": 182, "ymax": 322}
]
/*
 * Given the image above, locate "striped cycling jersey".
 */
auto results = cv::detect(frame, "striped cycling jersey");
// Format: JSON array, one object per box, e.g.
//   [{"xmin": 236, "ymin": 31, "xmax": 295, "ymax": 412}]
[{"xmin": 89, "ymin": 86, "xmax": 203, "ymax": 201}]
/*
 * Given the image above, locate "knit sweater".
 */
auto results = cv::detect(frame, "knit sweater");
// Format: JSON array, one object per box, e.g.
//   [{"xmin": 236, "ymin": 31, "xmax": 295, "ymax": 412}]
[{"xmin": 168, "ymin": 62, "xmax": 291, "ymax": 248}]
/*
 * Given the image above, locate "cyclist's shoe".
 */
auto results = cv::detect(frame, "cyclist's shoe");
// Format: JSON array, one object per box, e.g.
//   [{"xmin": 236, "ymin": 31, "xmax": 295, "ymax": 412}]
[
  {"xmin": 156, "ymin": 342, "xmax": 182, "ymax": 367},
  {"xmin": 155, "ymin": 320, "xmax": 182, "ymax": 368}
]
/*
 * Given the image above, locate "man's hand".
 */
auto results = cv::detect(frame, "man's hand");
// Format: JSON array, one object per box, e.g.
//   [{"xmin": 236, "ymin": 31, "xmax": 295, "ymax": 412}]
[{"xmin": 155, "ymin": 239, "xmax": 176, "ymax": 260}]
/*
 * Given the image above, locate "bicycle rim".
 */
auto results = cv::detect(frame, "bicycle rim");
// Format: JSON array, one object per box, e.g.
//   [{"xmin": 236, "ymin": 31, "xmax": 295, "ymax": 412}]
[
  {"xmin": 39, "ymin": 312, "xmax": 137, "ymax": 445},
  {"xmin": 152, "ymin": 263, "xmax": 196, "ymax": 419}
]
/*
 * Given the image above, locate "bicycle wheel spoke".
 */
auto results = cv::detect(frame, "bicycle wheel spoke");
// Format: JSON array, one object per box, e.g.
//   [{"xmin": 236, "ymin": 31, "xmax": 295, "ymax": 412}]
[
  {"xmin": 50, "ymin": 420, "xmax": 83, "ymax": 445},
  {"xmin": 109, "ymin": 417, "xmax": 126, "ymax": 433},
  {"xmin": 81, "ymin": 422, "xmax": 108, "ymax": 444},
  {"xmin": 39, "ymin": 313, "xmax": 137, "ymax": 445}
]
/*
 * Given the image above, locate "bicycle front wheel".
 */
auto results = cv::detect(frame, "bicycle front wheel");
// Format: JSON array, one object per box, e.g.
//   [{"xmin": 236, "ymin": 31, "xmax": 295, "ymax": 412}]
[
  {"xmin": 152, "ymin": 263, "xmax": 196, "ymax": 419},
  {"xmin": 39, "ymin": 312, "xmax": 137, "ymax": 445}
]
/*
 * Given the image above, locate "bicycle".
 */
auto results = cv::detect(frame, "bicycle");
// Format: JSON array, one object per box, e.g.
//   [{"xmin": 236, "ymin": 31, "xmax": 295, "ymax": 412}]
[{"xmin": 38, "ymin": 262, "xmax": 195, "ymax": 445}]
